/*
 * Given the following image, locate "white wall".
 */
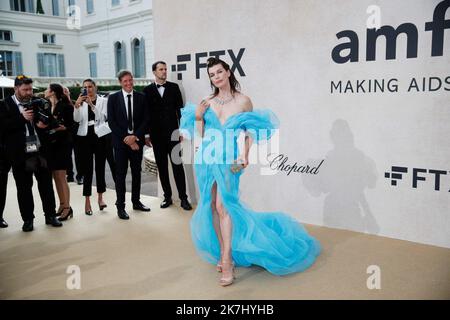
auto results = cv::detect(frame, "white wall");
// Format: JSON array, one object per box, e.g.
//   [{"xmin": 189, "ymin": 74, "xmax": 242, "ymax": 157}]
[
  {"xmin": 79, "ymin": 0, "xmax": 154, "ymax": 78},
  {"xmin": 154, "ymin": 0, "xmax": 450, "ymax": 248},
  {"xmin": 0, "ymin": 0, "xmax": 153, "ymax": 80},
  {"xmin": 0, "ymin": 9, "xmax": 84, "ymax": 78}
]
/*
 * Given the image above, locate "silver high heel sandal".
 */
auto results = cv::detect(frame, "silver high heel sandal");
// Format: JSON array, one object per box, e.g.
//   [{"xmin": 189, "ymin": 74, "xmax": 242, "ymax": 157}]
[{"xmin": 219, "ymin": 261, "xmax": 235, "ymax": 287}]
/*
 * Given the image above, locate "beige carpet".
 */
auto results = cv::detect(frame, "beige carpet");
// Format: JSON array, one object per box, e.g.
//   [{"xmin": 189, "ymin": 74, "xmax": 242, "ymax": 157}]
[{"xmin": 0, "ymin": 176, "xmax": 449, "ymax": 300}]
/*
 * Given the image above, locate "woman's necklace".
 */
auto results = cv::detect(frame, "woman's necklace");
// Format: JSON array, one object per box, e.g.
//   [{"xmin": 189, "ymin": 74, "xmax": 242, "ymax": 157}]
[{"xmin": 213, "ymin": 94, "xmax": 234, "ymax": 106}]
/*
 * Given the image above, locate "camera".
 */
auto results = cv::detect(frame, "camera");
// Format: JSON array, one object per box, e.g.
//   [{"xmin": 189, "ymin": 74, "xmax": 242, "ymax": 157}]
[{"xmin": 22, "ymin": 98, "xmax": 53, "ymax": 126}]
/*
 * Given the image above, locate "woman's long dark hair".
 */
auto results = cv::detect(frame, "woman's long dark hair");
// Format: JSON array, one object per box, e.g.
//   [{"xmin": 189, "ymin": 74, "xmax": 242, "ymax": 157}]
[
  {"xmin": 206, "ymin": 57, "xmax": 240, "ymax": 97},
  {"xmin": 49, "ymin": 83, "xmax": 70, "ymax": 104}
]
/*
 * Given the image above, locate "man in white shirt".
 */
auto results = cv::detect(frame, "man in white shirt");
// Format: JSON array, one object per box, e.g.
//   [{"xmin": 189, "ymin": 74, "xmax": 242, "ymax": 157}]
[{"xmin": 107, "ymin": 70, "xmax": 150, "ymax": 219}]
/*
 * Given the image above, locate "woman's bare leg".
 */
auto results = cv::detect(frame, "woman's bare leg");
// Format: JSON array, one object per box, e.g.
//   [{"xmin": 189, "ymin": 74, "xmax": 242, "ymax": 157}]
[
  {"xmin": 211, "ymin": 182, "xmax": 224, "ymax": 268},
  {"xmin": 98, "ymin": 192, "xmax": 105, "ymax": 207},
  {"xmin": 85, "ymin": 196, "xmax": 91, "ymax": 212},
  {"xmin": 61, "ymin": 170, "xmax": 70, "ymax": 207},
  {"xmin": 53, "ymin": 171, "xmax": 65, "ymax": 209},
  {"xmin": 216, "ymin": 188, "xmax": 234, "ymax": 283}
]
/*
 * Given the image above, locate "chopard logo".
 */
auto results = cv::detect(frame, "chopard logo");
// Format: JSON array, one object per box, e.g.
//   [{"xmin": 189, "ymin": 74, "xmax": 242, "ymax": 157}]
[{"xmin": 268, "ymin": 154, "xmax": 324, "ymax": 176}]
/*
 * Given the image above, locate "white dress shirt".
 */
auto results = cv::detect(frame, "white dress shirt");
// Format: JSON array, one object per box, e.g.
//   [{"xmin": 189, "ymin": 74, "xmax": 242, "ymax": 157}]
[
  {"xmin": 122, "ymin": 89, "xmax": 134, "ymax": 134},
  {"xmin": 155, "ymin": 81, "xmax": 166, "ymax": 97}
]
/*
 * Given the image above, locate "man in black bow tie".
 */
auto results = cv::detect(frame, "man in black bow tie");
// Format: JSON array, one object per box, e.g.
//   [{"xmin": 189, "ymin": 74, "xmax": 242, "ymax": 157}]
[{"xmin": 143, "ymin": 61, "xmax": 192, "ymax": 211}]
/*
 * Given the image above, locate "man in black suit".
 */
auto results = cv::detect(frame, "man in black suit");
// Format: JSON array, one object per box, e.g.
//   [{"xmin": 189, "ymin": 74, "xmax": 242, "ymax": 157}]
[
  {"xmin": 143, "ymin": 61, "xmax": 192, "ymax": 211},
  {"xmin": 0, "ymin": 134, "xmax": 10, "ymax": 228},
  {"xmin": 0, "ymin": 75, "xmax": 62, "ymax": 231},
  {"xmin": 107, "ymin": 70, "xmax": 150, "ymax": 219}
]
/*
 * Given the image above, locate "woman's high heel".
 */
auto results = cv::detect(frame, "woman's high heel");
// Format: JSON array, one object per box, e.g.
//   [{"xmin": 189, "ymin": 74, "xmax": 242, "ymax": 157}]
[
  {"xmin": 219, "ymin": 261, "xmax": 235, "ymax": 287},
  {"xmin": 56, "ymin": 207, "xmax": 64, "ymax": 217},
  {"xmin": 99, "ymin": 203, "xmax": 107, "ymax": 211},
  {"xmin": 85, "ymin": 210, "xmax": 93, "ymax": 216},
  {"xmin": 216, "ymin": 261, "xmax": 222, "ymax": 273},
  {"xmin": 58, "ymin": 207, "xmax": 73, "ymax": 221}
]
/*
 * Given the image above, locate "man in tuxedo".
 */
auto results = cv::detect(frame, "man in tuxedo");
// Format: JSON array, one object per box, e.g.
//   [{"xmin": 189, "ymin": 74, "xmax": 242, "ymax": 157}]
[
  {"xmin": 143, "ymin": 61, "xmax": 192, "ymax": 210},
  {"xmin": 0, "ymin": 75, "xmax": 62, "ymax": 231},
  {"xmin": 107, "ymin": 70, "xmax": 150, "ymax": 219}
]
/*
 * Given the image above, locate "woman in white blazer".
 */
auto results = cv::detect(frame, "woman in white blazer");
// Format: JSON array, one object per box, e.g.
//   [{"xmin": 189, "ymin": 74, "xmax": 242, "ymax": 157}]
[{"xmin": 74, "ymin": 79, "xmax": 116, "ymax": 215}]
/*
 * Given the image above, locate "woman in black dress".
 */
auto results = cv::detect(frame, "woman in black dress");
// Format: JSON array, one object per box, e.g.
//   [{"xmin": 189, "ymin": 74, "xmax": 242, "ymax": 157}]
[{"xmin": 44, "ymin": 83, "xmax": 74, "ymax": 221}]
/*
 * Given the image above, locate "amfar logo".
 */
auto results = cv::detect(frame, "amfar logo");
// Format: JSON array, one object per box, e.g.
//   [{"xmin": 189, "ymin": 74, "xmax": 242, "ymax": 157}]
[
  {"xmin": 171, "ymin": 48, "xmax": 246, "ymax": 80},
  {"xmin": 385, "ymin": 166, "xmax": 450, "ymax": 192},
  {"xmin": 332, "ymin": 0, "xmax": 449, "ymax": 63}
]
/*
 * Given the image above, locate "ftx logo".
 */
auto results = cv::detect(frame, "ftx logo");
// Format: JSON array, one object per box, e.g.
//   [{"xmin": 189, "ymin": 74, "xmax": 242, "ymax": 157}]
[
  {"xmin": 385, "ymin": 166, "xmax": 450, "ymax": 191},
  {"xmin": 171, "ymin": 48, "xmax": 246, "ymax": 80}
]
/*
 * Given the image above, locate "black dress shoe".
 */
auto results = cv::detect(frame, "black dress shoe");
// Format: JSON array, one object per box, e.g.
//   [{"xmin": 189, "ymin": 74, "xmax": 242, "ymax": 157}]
[
  {"xmin": 67, "ymin": 175, "xmax": 74, "ymax": 183},
  {"xmin": 117, "ymin": 209, "xmax": 129, "ymax": 220},
  {"xmin": 180, "ymin": 199, "xmax": 192, "ymax": 211},
  {"xmin": 0, "ymin": 218, "xmax": 8, "ymax": 228},
  {"xmin": 160, "ymin": 198, "xmax": 173, "ymax": 208},
  {"xmin": 133, "ymin": 202, "xmax": 151, "ymax": 212},
  {"xmin": 22, "ymin": 220, "xmax": 34, "ymax": 232},
  {"xmin": 45, "ymin": 216, "xmax": 63, "ymax": 227}
]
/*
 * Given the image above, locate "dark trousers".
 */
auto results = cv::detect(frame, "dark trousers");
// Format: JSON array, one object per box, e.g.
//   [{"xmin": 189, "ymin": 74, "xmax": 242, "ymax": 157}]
[
  {"xmin": 78, "ymin": 128, "xmax": 107, "ymax": 197},
  {"xmin": 104, "ymin": 134, "xmax": 116, "ymax": 184},
  {"xmin": 11, "ymin": 155, "xmax": 56, "ymax": 222},
  {"xmin": 114, "ymin": 143, "xmax": 143, "ymax": 209},
  {"xmin": 153, "ymin": 136, "xmax": 187, "ymax": 201},
  {"xmin": 0, "ymin": 151, "xmax": 11, "ymax": 219},
  {"xmin": 67, "ymin": 135, "xmax": 83, "ymax": 179}
]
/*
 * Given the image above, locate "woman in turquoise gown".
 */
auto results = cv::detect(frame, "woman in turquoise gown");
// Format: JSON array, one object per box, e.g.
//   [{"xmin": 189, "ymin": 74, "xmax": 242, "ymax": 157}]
[{"xmin": 180, "ymin": 57, "xmax": 321, "ymax": 286}]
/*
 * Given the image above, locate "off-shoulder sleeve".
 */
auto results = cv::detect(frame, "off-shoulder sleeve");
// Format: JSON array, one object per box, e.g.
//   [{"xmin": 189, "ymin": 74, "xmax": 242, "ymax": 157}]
[
  {"xmin": 228, "ymin": 109, "xmax": 280, "ymax": 143},
  {"xmin": 179, "ymin": 102, "xmax": 197, "ymax": 139}
]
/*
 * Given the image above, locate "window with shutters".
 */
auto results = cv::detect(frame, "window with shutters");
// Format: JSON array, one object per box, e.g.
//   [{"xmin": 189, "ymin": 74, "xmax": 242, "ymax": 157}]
[
  {"xmin": 10, "ymin": 0, "xmax": 34, "ymax": 13},
  {"xmin": 0, "ymin": 31, "xmax": 13, "ymax": 42},
  {"xmin": 114, "ymin": 41, "xmax": 126, "ymax": 74},
  {"xmin": 43, "ymin": 34, "xmax": 56, "ymax": 44},
  {"xmin": 68, "ymin": 0, "xmax": 76, "ymax": 16},
  {"xmin": 132, "ymin": 38, "xmax": 145, "ymax": 78},
  {"xmin": 86, "ymin": 0, "xmax": 94, "ymax": 14},
  {"xmin": 52, "ymin": 0, "xmax": 60, "ymax": 16},
  {"xmin": 89, "ymin": 52, "xmax": 97, "ymax": 78},
  {"xmin": 0, "ymin": 51, "xmax": 22, "ymax": 76},
  {"xmin": 37, "ymin": 53, "xmax": 65, "ymax": 77}
]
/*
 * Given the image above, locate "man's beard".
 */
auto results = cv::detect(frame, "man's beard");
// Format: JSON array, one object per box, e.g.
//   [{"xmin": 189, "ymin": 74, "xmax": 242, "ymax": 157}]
[{"xmin": 17, "ymin": 93, "xmax": 32, "ymax": 103}]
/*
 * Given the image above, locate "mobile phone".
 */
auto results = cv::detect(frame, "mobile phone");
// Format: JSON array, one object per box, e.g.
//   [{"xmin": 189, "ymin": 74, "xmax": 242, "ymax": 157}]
[{"xmin": 81, "ymin": 88, "xmax": 87, "ymax": 96}]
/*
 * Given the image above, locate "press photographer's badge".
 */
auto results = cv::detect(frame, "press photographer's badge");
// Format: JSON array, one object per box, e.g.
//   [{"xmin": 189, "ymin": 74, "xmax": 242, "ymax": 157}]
[{"xmin": 25, "ymin": 135, "xmax": 38, "ymax": 153}]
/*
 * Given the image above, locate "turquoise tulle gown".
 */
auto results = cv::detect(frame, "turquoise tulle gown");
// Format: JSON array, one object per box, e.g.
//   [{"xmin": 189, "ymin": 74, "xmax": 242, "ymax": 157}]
[{"xmin": 180, "ymin": 103, "xmax": 321, "ymax": 276}]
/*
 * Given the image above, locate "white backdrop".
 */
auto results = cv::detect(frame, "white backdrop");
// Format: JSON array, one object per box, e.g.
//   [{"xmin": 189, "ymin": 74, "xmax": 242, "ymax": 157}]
[{"xmin": 153, "ymin": 0, "xmax": 450, "ymax": 248}]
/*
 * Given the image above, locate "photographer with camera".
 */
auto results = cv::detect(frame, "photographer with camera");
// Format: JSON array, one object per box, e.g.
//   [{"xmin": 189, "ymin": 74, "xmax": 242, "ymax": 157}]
[
  {"xmin": 42, "ymin": 83, "xmax": 74, "ymax": 221},
  {"xmin": 0, "ymin": 75, "xmax": 62, "ymax": 232},
  {"xmin": 74, "ymin": 79, "xmax": 116, "ymax": 215}
]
